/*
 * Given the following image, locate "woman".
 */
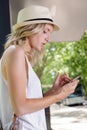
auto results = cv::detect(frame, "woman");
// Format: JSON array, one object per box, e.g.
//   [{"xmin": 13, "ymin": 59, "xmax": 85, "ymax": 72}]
[{"xmin": 0, "ymin": 5, "xmax": 79, "ymax": 130}]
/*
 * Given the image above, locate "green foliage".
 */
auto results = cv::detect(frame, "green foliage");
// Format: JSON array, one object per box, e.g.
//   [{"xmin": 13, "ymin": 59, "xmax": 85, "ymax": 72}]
[{"xmin": 35, "ymin": 31, "xmax": 87, "ymax": 97}]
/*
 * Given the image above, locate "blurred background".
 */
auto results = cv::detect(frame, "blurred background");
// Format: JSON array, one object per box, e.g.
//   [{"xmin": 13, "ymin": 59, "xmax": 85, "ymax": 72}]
[{"xmin": 0, "ymin": 1, "xmax": 87, "ymax": 130}]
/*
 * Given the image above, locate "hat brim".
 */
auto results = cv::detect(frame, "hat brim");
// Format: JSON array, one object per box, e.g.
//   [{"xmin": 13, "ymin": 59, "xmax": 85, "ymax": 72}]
[{"xmin": 12, "ymin": 20, "xmax": 60, "ymax": 32}]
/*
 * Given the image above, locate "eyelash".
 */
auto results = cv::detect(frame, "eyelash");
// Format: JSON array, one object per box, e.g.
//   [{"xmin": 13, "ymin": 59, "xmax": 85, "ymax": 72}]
[{"xmin": 43, "ymin": 30, "xmax": 47, "ymax": 34}]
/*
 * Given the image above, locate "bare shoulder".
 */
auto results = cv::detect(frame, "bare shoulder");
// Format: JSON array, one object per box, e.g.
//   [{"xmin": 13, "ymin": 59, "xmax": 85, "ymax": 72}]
[
  {"xmin": 1, "ymin": 45, "xmax": 26, "ymax": 72},
  {"xmin": 3, "ymin": 45, "xmax": 25, "ymax": 63},
  {"xmin": 1, "ymin": 45, "xmax": 25, "ymax": 79}
]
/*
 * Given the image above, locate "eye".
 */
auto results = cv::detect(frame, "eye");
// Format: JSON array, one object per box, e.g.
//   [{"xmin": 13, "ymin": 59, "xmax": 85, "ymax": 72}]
[{"xmin": 43, "ymin": 30, "xmax": 47, "ymax": 34}]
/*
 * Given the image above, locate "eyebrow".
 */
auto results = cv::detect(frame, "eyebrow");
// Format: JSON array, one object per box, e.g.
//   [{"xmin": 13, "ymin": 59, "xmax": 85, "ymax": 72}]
[{"xmin": 44, "ymin": 27, "xmax": 52, "ymax": 32}]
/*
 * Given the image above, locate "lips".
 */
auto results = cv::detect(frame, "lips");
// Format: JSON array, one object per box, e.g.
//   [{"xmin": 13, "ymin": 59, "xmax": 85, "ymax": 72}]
[{"xmin": 41, "ymin": 43, "xmax": 45, "ymax": 50}]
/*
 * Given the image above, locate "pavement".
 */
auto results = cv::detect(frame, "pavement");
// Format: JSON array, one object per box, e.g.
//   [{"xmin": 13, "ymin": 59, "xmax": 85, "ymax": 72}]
[{"xmin": 50, "ymin": 102, "xmax": 87, "ymax": 130}]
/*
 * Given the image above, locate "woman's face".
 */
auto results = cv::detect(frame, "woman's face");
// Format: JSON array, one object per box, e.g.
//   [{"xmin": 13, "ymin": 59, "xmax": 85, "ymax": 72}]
[{"xmin": 28, "ymin": 24, "xmax": 53, "ymax": 51}]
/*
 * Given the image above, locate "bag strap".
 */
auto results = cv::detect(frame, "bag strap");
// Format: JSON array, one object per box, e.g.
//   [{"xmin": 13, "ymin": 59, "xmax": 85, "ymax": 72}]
[
  {"xmin": 0, "ymin": 120, "xmax": 3, "ymax": 130},
  {"xmin": 0, "ymin": 115, "xmax": 17, "ymax": 130},
  {"xmin": 12, "ymin": 114, "xmax": 17, "ymax": 130}
]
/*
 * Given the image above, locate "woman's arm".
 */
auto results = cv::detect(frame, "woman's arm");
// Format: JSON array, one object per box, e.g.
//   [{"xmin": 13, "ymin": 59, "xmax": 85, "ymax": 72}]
[{"xmin": 4, "ymin": 47, "xmax": 79, "ymax": 116}]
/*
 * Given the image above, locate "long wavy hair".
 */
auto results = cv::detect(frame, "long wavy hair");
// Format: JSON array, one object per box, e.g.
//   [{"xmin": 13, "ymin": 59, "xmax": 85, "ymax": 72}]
[{"xmin": 4, "ymin": 23, "xmax": 46, "ymax": 66}]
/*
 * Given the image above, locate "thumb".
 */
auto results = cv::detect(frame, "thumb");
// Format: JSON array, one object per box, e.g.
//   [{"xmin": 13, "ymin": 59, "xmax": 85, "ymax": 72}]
[{"xmin": 54, "ymin": 72, "xmax": 61, "ymax": 84}]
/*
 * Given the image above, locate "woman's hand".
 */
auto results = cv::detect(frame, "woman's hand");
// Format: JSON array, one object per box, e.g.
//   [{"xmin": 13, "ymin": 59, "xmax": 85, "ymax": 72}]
[
  {"xmin": 56, "ymin": 79, "xmax": 79, "ymax": 100},
  {"xmin": 44, "ymin": 72, "xmax": 72, "ymax": 96},
  {"xmin": 52, "ymin": 72, "xmax": 71, "ymax": 93}
]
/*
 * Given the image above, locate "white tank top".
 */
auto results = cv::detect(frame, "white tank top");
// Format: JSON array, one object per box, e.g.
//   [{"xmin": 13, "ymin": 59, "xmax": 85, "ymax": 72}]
[
  {"xmin": 0, "ymin": 46, "xmax": 47, "ymax": 130},
  {"xmin": 0, "ymin": 59, "xmax": 14, "ymax": 130}
]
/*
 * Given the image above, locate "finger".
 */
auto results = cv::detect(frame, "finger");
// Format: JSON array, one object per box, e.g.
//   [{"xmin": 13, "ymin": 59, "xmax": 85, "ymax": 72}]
[
  {"xmin": 55, "ymin": 72, "xmax": 61, "ymax": 81},
  {"xmin": 70, "ymin": 80, "xmax": 79, "ymax": 90},
  {"xmin": 54, "ymin": 72, "xmax": 61, "ymax": 86},
  {"xmin": 61, "ymin": 75, "xmax": 71, "ymax": 83}
]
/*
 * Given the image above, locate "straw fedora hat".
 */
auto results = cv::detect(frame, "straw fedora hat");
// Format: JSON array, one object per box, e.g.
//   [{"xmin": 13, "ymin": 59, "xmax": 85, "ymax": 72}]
[{"xmin": 12, "ymin": 5, "xmax": 60, "ymax": 32}]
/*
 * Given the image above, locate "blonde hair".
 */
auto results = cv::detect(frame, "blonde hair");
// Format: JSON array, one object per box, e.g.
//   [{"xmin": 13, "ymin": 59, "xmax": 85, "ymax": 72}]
[{"xmin": 4, "ymin": 23, "xmax": 46, "ymax": 66}]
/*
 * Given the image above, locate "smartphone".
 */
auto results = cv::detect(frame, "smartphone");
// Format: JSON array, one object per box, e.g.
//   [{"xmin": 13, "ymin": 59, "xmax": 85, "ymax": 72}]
[
  {"xmin": 71, "ymin": 76, "xmax": 81, "ymax": 82},
  {"xmin": 65, "ymin": 76, "xmax": 81, "ymax": 85}
]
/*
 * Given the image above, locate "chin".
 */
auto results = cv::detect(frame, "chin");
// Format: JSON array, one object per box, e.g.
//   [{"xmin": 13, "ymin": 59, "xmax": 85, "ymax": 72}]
[
  {"xmin": 36, "ymin": 46, "xmax": 44, "ymax": 52},
  {"xmin": 38, "ymin": 47, "xmax": 43, "ymax": 51}
]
